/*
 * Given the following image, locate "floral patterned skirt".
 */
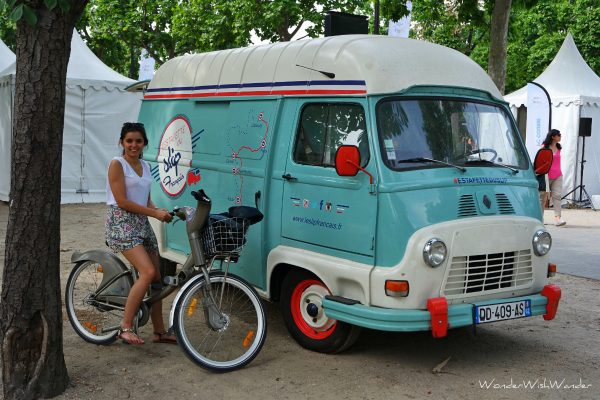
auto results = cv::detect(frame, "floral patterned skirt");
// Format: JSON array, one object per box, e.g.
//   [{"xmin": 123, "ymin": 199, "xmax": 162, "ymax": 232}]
[{"xmin": 105, "ymin": 206, "xmax": 158, "ymax": 254}]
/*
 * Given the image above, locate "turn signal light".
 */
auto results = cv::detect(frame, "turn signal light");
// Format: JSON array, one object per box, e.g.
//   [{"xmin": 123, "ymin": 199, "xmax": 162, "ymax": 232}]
[
  {"xmin": 547, "ymin": 263, "xmax": 557, "ymax": 278},
  {"xmin": 385, "ymin": 280, "xmax": 409, "ymax": 297}
]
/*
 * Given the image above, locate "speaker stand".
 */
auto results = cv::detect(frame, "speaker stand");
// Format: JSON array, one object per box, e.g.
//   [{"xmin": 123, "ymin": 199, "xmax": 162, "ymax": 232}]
[
  {"xmin": 561, "ymin": 135, "xmax": 597, "ymax": 210},
  {"xmin": 562, "ymin": 184, "xmax": 596, "ymax": 211}
]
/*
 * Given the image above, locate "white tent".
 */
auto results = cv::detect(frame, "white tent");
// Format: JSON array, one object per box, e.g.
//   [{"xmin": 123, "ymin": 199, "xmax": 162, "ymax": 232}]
[
  {"xmin": 0, "ymin": 38, "xmax": 15, "ymax": 74},
  {"xmin": 0, "ymin": 31, "xmax": 142, "ymax": 203},
  {"xmin": 0, "ymin": 40, "xmax": 15, "ymax": 158},
  {"xmin": 505, "ymin": 33, "xmax": 600, "ymax": 201}
]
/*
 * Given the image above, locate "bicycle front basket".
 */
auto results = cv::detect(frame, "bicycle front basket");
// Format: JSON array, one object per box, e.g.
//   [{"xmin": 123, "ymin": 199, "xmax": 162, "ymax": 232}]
[{"xmin": 200, "ymin": 215, "xmax": 248, "ymax": 257}]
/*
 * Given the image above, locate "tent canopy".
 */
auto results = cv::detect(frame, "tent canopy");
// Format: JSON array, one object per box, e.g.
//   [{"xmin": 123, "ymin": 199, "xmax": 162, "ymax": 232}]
[
  {"xmin": 0, "ymin": 30, "xmax": 141, "ymax": 204},
  {"xmin": 1, "ymin": 31, "xmax": 133, "ymax": 88},
  {"xmin": 505, "ymin": 33, "xmax": 600, "ymax": 106},
  {"xmin": 0, "ymin": 39, "xmax": 15, "ymax": 75},
  {"xmin": 505, "ymin": 33, "xmax": 600, "ymax": 200}
]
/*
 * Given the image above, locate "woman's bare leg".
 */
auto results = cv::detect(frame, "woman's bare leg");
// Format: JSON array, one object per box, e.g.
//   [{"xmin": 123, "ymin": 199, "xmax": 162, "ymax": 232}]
[
  {"xmin": 148, "ymin": 251, "xmax": 166, "ymax": 332},
  {"xmin": 120, "ymin": 245, "xmax": 159, "ymax": 344},
  {"xmin": 147, "ymin": 251, "xmax": 176, "ymax": 342}
]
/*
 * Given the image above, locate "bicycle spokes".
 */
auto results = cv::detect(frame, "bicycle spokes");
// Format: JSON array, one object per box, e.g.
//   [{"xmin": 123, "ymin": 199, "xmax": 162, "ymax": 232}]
[{"xmin": 173, "ymin": 273, "xmax": 266, "ymax": 371}]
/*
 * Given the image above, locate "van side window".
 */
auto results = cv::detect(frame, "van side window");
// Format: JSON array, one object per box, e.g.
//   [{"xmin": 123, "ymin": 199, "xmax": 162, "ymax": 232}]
[{"xmin": 294, "ymin": 103, "xmax": 368, "ymax": 167}]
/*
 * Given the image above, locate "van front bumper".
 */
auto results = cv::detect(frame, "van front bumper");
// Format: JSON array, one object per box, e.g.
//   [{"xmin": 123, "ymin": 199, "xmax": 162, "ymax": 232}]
[{"xmin": 322, "ymin": 285, "xmax": 561, "ymax": 338}]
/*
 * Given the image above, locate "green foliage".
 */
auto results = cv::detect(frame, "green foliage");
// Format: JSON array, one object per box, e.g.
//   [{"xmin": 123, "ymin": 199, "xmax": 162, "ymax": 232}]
[
  {"xmin": 77, "ymin": 0, "xmax": 412, "ymax": 77},
  {"xmin": 171, "ymin": 0, "xmax": 253, "ymax": 52},
  {"xmin": 9, "ymin": 3, "xmax": 23, "ymax": 21},
  {"xmin": 410, "ymin": 0, "xmax": 600, "ymax": 94},
  {"xmin": 21, "ymin": 4, "xmax": 37, "ymax": 25},
  {"xmin": 2, "ymin": 0, "xmax": 71, "ymax": 25},
  {"xmin": 505, "ymin": 0, "xmax": 600, "ymax": 93},
  {"xmin": 77, "ymin": 0, "xmax": 181, "ymax": 77},
  {"xmin": 411, "ymin": 0, "xmax": 489, "ymax": 56},
  {"xmin": 2, "ymin": 0, "xmax": 598, "ymax": 91},
  {"xmin": 58, "ymin": 0, "xmax": 70, "ymax": 11},
  {"xmin": 44, "ymin": 0, "xmax": 57, "ymax": 9}
]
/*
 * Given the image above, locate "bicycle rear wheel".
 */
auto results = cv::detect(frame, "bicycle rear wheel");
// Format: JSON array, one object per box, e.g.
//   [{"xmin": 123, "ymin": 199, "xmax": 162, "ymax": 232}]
[
  {"xmin": 65, "ymin": 260, "xmax": 128, "ymax": 344},
  {"xmin": 173, "ymin": 272, "xmax": 266, "ymax": 372}
]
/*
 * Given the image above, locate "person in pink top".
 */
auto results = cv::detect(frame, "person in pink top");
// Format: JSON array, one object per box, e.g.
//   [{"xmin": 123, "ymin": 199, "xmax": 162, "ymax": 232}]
[{"xmin": 540, "ymin": 129, "xmax": 566, "ymax": 226}]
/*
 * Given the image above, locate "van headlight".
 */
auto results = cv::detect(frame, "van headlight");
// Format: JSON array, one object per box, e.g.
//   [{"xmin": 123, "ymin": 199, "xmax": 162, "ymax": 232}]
[
  {"xmin": 532, "ymin": 230, "xmax": 552, "ymax": 256},
  {"xmin": 423, "ymin": 238, "xmax": 447, "ymax": 267}
]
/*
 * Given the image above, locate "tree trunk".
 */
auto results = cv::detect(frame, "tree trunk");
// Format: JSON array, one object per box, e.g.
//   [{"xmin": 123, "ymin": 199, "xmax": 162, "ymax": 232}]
[
  {"xmin": 487, "ymin": 0, "xmax": 512, "ymax": 94},
  {"xmin": 0, "ymin": 2, "xmax": 87, "ymax": 399}
]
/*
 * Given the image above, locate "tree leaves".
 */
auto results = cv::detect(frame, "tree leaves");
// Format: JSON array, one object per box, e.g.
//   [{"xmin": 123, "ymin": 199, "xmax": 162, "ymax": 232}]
[
  {"xmin": 410, "ymin": 0, "xmax": 600, "ymax": 94},
  {"xmin": 8, "ymin": 3, "xmax": 37, "ymax": 25},
  {"xmin": 44, "ymin": 0, "xmax": 58, "ymax": 10},
  {"xmin": 58, "ymin": 0, "xmax": 70, "ymax": 12},
  {"xmin": 6, "ymin": 1, "xmax": 68, "ymax": 25},
  {"xmin": 8, "ymin": 3, "xmax": 22, "ymax": 21},
  {"xmin": 22, "ymin": 4, "xmax": 37, "ymax": 25},
  {"xmin": 3, "ymin": 0, "xmax": 597, "ymax": 92}
]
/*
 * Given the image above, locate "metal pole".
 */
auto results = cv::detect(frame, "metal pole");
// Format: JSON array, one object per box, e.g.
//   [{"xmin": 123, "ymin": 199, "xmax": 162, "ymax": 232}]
[
  {"xmin": 374, "ymin": 0, "xmax": 380, "ymax": 34},
  {"xmin": 579, "ymin": 136, "xmax": 586, "ymax": 201}
]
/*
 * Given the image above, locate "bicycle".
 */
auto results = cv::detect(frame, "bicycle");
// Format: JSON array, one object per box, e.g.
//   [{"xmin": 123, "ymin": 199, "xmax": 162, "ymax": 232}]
[{"xmin": 65, "ymin": 189, "xmax": 267, "ymax": 372}]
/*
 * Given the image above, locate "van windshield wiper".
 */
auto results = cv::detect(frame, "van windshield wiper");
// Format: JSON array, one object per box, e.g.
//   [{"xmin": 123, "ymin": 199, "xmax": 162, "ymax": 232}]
[
  {"xmin": 465, "ymin": 159, "xmax": 519, "ymax": 174},
  {"xmin": 397, "ymin": 157, "xmax": 466, "ymax": 173}
]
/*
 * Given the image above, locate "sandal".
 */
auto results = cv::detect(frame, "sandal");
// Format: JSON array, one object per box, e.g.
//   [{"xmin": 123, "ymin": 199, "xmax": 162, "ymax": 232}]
[
  {"xmin": 118, "ymin": 327, "xmax": 145, "ymax": 345},
  {"xmin": 153, "ymin": 331, "xmax": 177, "ymax": 344}
]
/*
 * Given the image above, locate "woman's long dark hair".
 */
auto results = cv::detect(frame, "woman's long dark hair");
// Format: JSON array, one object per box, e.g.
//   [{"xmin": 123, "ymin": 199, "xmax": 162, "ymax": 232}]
[
  {"xmin": 120, "ymin": 122, "xmax": 148, "ymax": 158},
  {"xmin": 542, "ymin": 129, "xmax": 562, "ymax": 150}
]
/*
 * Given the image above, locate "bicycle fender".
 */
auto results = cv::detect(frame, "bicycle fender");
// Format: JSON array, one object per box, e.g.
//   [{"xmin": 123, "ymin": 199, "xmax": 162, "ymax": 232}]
[
  {"xmin": 168, "ymin": 273, "xmax": 207, "ymax": 329},
  {"xmin": 71, "ymin": 249, "xmax": 128, "ymax": 270},
  {"xmin": 71, "ymin": 250, "xmax": 132, "ymax": 291}
]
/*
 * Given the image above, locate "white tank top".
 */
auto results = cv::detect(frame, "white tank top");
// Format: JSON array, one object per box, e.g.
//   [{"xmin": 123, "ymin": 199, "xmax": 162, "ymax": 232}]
[{"xmin": 106, "ymin": 157, "xmax": 153, "ymax": 207}]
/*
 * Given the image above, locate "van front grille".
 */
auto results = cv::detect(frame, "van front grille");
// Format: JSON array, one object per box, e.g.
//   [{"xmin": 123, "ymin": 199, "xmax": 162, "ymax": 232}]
[
  {"xmin": 495, "ymin": 193, "xmax": 515, "ymax": 214},
  {"xmin": 443, "ymin": 249, "xmax": 533, "ymax": 297},
  {"xmin": 457, "ymin": 193, "xmax": 514, "ymax": 217},
  {"xmin": 458, "ymin": 195, "xmax": 477, "ymax": 217}
]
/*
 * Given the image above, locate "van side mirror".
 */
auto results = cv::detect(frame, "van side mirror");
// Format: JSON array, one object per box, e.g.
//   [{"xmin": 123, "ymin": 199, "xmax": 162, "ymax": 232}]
[
  {"xmin": 335, "ymin": 145, "xmax": 361, "ymax": 176},
  {"xmin": 534, "ymin": 148, "xmax": 553, "ymax": 175}
]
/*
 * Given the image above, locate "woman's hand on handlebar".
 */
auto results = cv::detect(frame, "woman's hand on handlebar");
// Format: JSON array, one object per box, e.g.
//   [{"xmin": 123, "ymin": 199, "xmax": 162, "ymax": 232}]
[{"xmin": 153, "ymin": 208, "xmax": 173, "ymax": 223}]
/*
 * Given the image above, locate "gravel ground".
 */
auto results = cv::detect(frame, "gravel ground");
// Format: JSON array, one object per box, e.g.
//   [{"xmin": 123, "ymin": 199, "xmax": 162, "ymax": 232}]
[{"xmin": 1, "ymin": 202, "xmax": 599, "ymax": 400}]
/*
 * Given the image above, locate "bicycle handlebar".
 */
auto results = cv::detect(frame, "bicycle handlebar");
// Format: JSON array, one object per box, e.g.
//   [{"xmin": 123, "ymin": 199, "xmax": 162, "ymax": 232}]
[
  {"xmin": 168, "ymin": 189, "xmax": 263, "ymax": 229},
  {"xmin": 191, "ymin": 189, "xmax": 211, "ymax": 204}
]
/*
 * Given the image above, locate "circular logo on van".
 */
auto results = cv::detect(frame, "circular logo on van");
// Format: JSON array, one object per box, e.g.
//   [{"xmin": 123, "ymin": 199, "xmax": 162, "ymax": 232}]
[{"xmin": 158, "ymin": 116, "xmax": 192, "ymax": 197}]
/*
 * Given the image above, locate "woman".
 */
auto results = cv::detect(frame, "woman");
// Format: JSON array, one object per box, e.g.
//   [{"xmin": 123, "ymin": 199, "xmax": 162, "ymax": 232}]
[
  {"xmin": 540, "ymin": 129, "xmax": 566, "ymax": 226},
  {"xmin": 106, "ymin": 122, "xmax": 175, "ymax": 344}
]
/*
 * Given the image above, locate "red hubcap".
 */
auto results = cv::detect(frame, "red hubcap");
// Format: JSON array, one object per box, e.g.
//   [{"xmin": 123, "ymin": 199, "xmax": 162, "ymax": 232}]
[{"xmin": 290, "ymin": 279, "xmax": 336, "ymax": 340}]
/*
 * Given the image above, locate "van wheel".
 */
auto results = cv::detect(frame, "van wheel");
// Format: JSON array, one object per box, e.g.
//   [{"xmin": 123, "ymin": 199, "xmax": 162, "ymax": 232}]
[{"xmin": 280, "ymin": 270, "xmax": 361, "ymax": 353}]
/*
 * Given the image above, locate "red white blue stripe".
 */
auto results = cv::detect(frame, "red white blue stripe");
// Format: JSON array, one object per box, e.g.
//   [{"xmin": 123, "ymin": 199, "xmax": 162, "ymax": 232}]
[{"xmin": 144, "ymin": 80, "xmax": 367, "ymax": 99}]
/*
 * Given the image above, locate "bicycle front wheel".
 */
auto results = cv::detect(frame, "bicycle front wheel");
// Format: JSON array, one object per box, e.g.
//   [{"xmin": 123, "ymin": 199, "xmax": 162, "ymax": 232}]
[
  {"xmin": 65, "ymin": 260, "xmax": 127, "ymax": 344},
  {"xmin": 173, "ymin": 273, "xmax": 267, "ymax": 372}
]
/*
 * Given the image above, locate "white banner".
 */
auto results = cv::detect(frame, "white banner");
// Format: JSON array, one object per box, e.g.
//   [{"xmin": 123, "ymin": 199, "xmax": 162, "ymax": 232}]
[
  {"xmin": 525, "ymin": 82, "xmax": 551, "ymax": 161},
  {"xmin": 388, "ymin": 1, "xmax": 412, "ymax": 38},
  {"xmin": 138, "ymin": 49, "xmax": 156, "ymax": 81}
]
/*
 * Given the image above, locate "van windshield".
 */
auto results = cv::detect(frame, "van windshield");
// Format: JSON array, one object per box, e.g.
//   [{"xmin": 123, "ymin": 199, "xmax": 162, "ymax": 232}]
[{"xmin": 377, "ymin": 98, "xmax": 529, "ymax": 171}]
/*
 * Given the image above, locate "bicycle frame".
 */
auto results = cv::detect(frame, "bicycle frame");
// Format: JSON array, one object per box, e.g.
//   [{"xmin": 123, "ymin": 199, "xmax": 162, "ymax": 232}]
[
  {"xmin": 67, "ymin": 189, "xmax": 267, "ymax": 371},
  {"xmin": 70, "ymin": 189, "xmax": 236, "ymax": 334}
]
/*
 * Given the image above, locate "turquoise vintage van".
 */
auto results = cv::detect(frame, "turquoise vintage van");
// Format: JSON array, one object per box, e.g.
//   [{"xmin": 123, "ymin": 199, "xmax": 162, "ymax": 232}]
[{"xmin": 139, "ymin": 35, "xmax": 561, "ymax": 353}]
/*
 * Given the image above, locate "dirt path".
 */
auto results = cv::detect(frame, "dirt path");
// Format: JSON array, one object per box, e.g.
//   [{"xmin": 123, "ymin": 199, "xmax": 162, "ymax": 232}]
[{"xmin": 1, "ymin": 202, "xmax": 599, "ymax": 400}]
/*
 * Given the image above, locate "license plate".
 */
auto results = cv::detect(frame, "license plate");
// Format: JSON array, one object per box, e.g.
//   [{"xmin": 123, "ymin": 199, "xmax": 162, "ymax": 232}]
[{"xmin": 474, "ymin": 300, "xmax": 531, "ymax": 324}]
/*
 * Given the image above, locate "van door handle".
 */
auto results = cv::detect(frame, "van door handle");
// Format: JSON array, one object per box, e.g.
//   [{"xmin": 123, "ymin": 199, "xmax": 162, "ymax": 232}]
[{"xmin": 282, "ymin": 173, "xmax": 297, "ymax": 181}]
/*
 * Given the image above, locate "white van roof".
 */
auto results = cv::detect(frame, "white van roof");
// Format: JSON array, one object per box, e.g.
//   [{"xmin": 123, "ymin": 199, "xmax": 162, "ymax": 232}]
[{"xmin": 146, "ymin": 35, "xmax": 501, "ymax": 100}]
